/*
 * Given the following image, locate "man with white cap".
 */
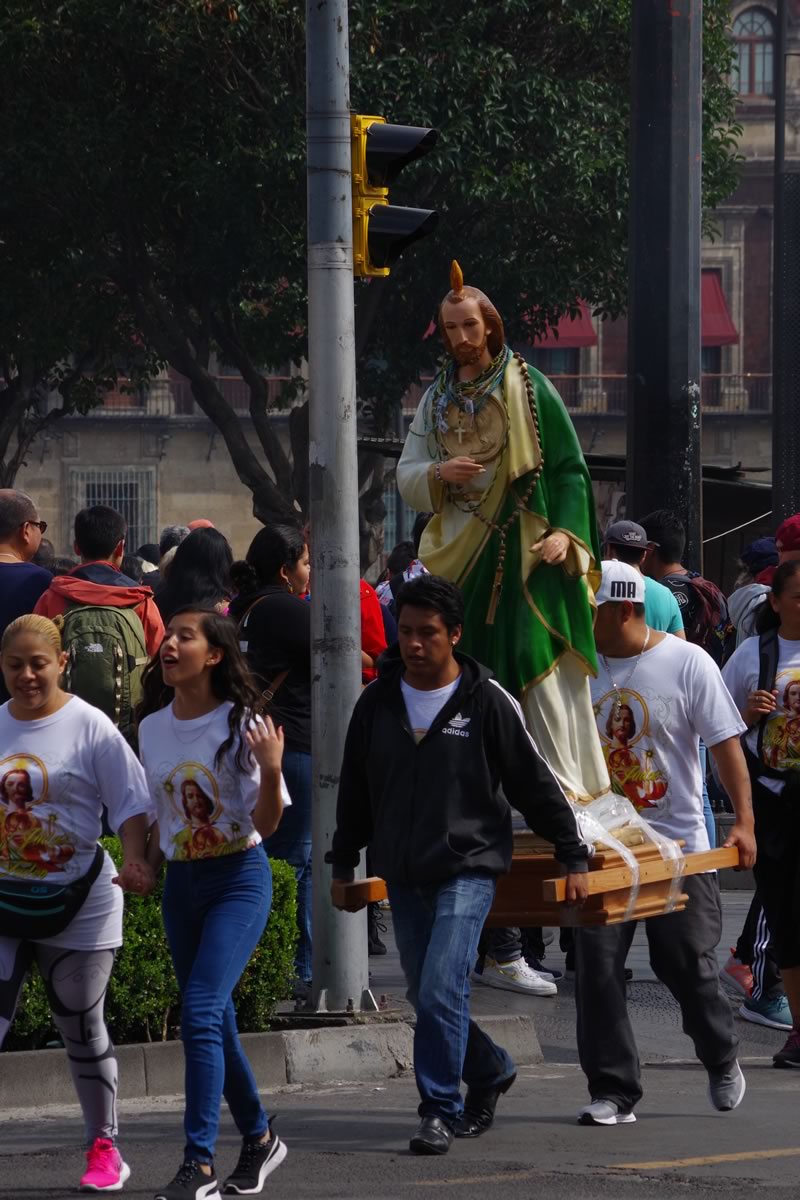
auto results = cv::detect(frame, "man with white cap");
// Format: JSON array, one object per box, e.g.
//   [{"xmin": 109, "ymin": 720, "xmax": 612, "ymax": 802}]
[
  {"xmin": 574, "ymin": 561, "xmax": 757, "ymax": 1127},
  {"xmin": 602, "ymin": 520, "xmax": 685, "ymax": 637}
]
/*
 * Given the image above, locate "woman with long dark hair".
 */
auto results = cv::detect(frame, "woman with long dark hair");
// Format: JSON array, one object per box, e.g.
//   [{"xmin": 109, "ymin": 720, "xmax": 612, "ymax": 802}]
[
  {"xmin": 228, "ymin": 525, "xmax": 313, "ymax": 999},
  {"xmin": 134, "ymin": 607, "xmax": 289, "ymax": 1200},
  {"xmin": 722, "ymin": 559, "xmax": 800, "ymax": 1069},
  {"xmin": 156, "ymin": 528, "xmax": 234, "ymax": 623}
]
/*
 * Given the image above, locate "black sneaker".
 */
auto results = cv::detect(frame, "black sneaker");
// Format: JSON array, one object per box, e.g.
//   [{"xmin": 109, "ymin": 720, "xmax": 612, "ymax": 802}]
[
  {"xmin": 154, "ymin": 1161, "xmax": 221, "ymax": 1200},
  {"xmin": 773, "ymin": 1027, "xmax": 800, "ymax": 1068},
  {"xmin": 222, "ymin": 1133, "xmax": 287, "ymax": 1194}
]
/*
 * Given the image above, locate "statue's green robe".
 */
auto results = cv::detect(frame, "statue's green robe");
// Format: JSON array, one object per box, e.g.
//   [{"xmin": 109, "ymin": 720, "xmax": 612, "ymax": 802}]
[{"xmin": 397, "ymin": 353, "xmax": 609, "ymax": 800}]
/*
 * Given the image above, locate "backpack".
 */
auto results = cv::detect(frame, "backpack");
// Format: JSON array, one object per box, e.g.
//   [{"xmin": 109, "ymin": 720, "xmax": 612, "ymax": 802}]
[
  {"xmin": 662, "ymin": 571, "xmax": 736, "ymax": 667},
  {"xmin": 61, "ymin": 603, "xmax": 149, "ymax": 744}
]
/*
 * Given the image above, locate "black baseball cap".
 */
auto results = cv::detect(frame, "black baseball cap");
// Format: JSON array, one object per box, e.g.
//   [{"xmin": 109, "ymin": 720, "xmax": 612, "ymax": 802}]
[{"xmin": 604, "ymin": 520, "xmax": 656, "ymax": 549}]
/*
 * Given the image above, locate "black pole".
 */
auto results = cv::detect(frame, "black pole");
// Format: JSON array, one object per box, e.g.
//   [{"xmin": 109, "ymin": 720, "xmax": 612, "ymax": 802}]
[
  {"xmin": 771, "ymin": 0, "xmax": 800, "ymax": 523},
  {"xmin": 626, "ymin": 0, "xmax": 703, "ymax": 569}
]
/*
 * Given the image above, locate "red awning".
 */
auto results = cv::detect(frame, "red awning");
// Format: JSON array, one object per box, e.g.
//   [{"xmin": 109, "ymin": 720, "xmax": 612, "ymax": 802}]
[
  {"xmin": 702, "ymin": 271, "xmax": 739, "ymax": 347},
  {"xmin": 533, "ymin": 300, "xmax": 597, "ymax": 349}
]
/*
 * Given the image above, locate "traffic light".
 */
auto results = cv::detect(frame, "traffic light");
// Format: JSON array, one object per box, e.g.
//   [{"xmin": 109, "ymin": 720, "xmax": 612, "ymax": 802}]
[{"xmin": 351, "ymin": 114, "xmax": 439, "ymax": 278}]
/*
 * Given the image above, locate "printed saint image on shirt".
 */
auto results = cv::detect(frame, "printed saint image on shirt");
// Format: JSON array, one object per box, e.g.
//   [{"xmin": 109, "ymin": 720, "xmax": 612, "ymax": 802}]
[
  {"xmin": 0, "ymin": 754, "xmax": 77, "ymax": 876},
  {"xmin": 763, "ymin": 670, "xmax": 800, "ymax": 772},
  {"xmin": 593, "ymin": 690, "xmax": 668, "ymax": 812},
  {"xmin": 164, "ymin": 763, "xmax": 250, "ymax": 860}
]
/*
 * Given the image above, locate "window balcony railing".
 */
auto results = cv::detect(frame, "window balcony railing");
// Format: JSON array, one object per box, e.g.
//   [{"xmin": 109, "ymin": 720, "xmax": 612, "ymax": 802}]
[
  {"xmin": 94, "ymin": 373, "xmax": 772, "ymax": 421},
  {"xmin": 404, "ymin": 374, "xmax": 772, "ymax": 418},
  {"xmin": 94, "ymin": 375, "xmax": 294, "ymax": 417}
]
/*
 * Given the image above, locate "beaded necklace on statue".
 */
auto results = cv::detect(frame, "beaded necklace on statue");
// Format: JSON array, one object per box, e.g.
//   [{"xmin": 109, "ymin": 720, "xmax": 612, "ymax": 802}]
[
  {"xmin": 430, "ymin": 346, "xmax": 511, "ymax": 434},
  {"xmin": 429, "ymin": 350, "xmax": 546, "ymax": 627}
]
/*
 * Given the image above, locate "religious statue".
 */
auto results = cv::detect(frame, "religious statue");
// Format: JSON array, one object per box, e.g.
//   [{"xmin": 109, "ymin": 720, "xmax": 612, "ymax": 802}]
[{"xmin": 397, "ymin": 261, "xmax": 608, "ymax": 800}]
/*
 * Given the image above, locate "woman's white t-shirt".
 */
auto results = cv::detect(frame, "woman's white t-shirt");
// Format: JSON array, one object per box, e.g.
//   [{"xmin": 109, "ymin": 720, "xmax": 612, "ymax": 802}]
[
  {"xmin": 0, "ymin": 695, "xmax": 155, "ymax": 949},
  {"xmin": 138, "ymin": 702, "xmax": 290, "ymax": 862},
  {"xmin": 722, "ymin": 633, "xmax": 800, "ymax": 795},
  {"xmin": 590, "ymin": 635, "xmax": 745, "ymax": 853}
]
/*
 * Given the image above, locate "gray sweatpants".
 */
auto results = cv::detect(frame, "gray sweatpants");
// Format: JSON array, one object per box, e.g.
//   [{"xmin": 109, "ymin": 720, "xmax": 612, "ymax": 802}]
[{"xmin": 575, "ymin": 873, "xmax": 738, "ymax": 1111}]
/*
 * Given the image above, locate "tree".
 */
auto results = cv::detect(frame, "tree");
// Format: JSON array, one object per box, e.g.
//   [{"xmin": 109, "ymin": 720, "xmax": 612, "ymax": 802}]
[
  {"xmin": 0, "ymin": 0, "xmax": 740, "ymax": 547},
  {"xmin": 0, "ymin": 238, "xmax": 156, "ymax": 487}
]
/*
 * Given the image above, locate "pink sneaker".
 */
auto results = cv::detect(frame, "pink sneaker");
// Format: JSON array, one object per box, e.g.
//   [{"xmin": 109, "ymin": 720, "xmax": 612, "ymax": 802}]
[{"xmin": 80, "ymin": 1138, "xmax": 131, "ymax": 1192}]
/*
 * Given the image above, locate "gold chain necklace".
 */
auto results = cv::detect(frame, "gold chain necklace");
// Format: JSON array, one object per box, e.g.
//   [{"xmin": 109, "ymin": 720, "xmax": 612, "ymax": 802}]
[{"xmin": 601, "ymin": 628, "xmax": 652, "ymax": 716}]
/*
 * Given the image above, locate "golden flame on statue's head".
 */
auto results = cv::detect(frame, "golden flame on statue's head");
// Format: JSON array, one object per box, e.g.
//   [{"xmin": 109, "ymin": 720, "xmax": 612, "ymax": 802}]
[{"xmin": 438, "ymin": 261, "xmax": 505, "ymax": 358}]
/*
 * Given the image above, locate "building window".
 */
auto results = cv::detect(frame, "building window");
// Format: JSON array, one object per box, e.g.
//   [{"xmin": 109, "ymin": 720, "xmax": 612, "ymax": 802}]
[
  {"xmin": 527, "ymin": 347, "xmax": 580, "ymax": 376},
  {"xmin": 701, "ymin": 346, "xmax": 722, "ymax": 407},
  {"xmin": 733, "ymin": 8, "xmax": 775, "ymax": 97},
  {"xmin": 68, "ymin": 467, "xmax": 156, "ymax": 553}
]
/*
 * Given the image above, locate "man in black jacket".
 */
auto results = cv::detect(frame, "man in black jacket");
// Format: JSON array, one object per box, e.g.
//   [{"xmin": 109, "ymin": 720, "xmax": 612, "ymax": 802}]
[{"xmin": 328, "ymin": 576, "xmax": 589, "ymax": 1155}]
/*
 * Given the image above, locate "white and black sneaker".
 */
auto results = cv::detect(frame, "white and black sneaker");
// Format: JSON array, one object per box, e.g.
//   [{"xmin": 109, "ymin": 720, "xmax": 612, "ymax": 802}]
[
  {"xmin": 154, "ymin": 1160, "xmax": 221, "ymax": 1200},
  {"xmin": 222, "ymin": 1132, "xmax": 287, "ymax": 1195}
]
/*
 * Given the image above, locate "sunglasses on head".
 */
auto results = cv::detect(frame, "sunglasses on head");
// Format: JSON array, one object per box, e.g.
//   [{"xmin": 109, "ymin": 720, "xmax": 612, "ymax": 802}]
[{"xmin": 21, "ymin": 520, "xmax": 47, "ymax": 535}]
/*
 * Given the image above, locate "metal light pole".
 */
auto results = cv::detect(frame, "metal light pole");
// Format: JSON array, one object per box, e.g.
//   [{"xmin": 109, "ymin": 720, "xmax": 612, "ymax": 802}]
[
  {"xmin": 306, "ymin": 0, "xmax": 374, "ymax": 1012},
  {"xmin": 626, "ymin": 0, "xmax": 704, "ymax": 569},
  {"xmin": 772, "ymin": 0, "xmax": 800, "ymax": 522}
]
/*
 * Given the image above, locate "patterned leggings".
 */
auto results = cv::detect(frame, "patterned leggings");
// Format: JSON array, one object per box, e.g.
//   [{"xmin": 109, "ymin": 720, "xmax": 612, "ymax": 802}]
[{"xmin": 0, "ymin": 940, "xmax": 118, "ymax": 1143}]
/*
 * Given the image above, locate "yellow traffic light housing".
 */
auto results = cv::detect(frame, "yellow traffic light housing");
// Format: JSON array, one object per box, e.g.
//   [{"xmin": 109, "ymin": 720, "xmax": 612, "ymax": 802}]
[{"xmin": 351, "ymin": 113, "xmax": 439, "ymax": 278}]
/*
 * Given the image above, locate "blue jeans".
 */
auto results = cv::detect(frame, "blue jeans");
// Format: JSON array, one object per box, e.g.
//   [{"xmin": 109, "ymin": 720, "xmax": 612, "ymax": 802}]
[
  {"xmin": 388, "ymin": 871, "xmax": 516, "ymax": 1126},
  {"xmin": 700, "ymin": 742, "xmax": 716, "ymax": 848},
  {"xmin": 264, "ymin": 748, "xmax": 312, "ymax": 982},
  {"xmin": 162, "ymin": 845, "xmax": 271, "ymax": 1164}
]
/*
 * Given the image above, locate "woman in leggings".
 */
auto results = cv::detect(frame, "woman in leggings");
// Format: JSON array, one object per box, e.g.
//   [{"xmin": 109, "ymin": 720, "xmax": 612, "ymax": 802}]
[
  {"xmin": 136, "ymin": 607, "xmax": 289, "ymax": 1200},
  {"xmin": 0, "ymin": 614, "xmax": 154, "ymax": 1191}
]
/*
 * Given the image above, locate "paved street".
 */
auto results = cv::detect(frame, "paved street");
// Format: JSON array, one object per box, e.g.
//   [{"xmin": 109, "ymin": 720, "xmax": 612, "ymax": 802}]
[{"xmin": 1, "ymin": 891, "xmax": 797, "ymax": 1199}]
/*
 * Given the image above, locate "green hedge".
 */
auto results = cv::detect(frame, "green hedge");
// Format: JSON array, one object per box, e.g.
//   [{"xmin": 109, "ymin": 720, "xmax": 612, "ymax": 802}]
[{"xmin": 5, "ymin": 840, "xmax": 297, "ymax": 1050}]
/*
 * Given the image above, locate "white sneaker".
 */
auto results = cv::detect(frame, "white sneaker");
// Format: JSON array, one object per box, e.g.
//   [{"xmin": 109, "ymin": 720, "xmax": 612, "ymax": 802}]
[
  {"xmin": 473, "ymin": 956, "xmax": 557, "ymax": 996},
  {"xmin": 578, "ymin": 1099, "xmax": 636, "ymax": 1126}
]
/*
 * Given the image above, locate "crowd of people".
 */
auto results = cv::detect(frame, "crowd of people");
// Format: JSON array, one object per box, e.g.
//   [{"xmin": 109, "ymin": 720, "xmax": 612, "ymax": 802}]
[{"xmin": 0, "ymin": 482, "xmax": 799, "ymax": 1191}]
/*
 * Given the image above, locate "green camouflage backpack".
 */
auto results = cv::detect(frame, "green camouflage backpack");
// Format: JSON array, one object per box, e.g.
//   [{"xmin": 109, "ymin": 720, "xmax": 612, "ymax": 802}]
[{"xmin": 61, "ymin": 603, "xmax": 149, "ymax": 744}]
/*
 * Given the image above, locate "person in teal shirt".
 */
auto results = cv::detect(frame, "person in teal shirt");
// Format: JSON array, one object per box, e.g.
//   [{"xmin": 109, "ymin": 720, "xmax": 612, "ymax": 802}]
[{"xmin": 602, "ymin": 521, "xmax": 686, "ymax": 637}]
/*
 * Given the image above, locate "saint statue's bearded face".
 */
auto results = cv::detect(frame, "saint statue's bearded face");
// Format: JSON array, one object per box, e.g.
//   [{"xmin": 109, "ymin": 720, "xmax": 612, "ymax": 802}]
[{"xmin": 440, "ymin": 296, "xmax": 489, "ymax": 366}]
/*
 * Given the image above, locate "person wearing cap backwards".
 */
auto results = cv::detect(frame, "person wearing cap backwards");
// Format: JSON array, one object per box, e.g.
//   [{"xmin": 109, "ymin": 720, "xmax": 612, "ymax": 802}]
[
  {"xmin": 575, "ymin": 560, "xmax": 756, "ymax": 1127},
  {"xmin": 603, "ymin": 521, "xmax": 685, "ymax": 637}
]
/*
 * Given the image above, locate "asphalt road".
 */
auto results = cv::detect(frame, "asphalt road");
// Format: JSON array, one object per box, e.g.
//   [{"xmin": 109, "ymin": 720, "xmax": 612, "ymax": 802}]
[
  {"xmin": 2, "ymin": 892, "xmax": 798, "ymax": 1199},
  {"xmin": 2, "ymin": 1063, "xmax": 799, "ymax": 1200}
]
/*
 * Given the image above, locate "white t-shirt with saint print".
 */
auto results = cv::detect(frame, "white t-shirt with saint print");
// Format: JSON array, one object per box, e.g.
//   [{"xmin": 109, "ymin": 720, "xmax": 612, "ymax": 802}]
[
  {"xmin": 138, "ymin": 701, "xmax": 291, "ymax": 863},
  {"xmin": 0, "ymin": 695, "xmax": 155, "ymax": 949},
  {"xmin": 722, "ymin": 633, "xmax": 800, "ymax": 795},
  {"xmin": 590, "ymin": 635, "xmax": 745, "ymax": 853}
]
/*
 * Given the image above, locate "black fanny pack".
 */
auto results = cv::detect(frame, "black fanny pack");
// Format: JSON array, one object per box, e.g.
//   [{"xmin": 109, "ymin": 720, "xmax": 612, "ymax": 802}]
[{"xmin": 0, "ymin": 844, "xmax": 105, "ymax": 940}]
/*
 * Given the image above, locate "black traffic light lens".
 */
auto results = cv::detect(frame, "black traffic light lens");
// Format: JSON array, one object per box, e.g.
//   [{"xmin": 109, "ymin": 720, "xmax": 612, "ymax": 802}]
[
  {"xmin": 367, "ymin": 205, "xmax": 439, "ymax": 269},
  {"xmin": 365, "ymin": 125, "xmax": 438, "ymax": 187}
]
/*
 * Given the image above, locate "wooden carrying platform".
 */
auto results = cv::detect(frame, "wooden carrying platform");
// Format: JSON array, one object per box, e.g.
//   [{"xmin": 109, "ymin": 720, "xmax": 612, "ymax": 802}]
[{"xmin": 332, "ymin": 842, "xmax": 740, "ymax": 927}]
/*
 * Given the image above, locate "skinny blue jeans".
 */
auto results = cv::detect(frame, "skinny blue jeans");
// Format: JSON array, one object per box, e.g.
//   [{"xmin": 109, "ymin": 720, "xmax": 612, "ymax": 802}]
[
  {"xmin": 388, "ymin": 871, "xmax": 516, "ymax": 1127},
  {"xmin": 162, "ymin": 845, "xmax": 271, "ymax": 1164},
  {"xmin": 264, "ymin": 748, "xmax": 312, "ymax": 983}
]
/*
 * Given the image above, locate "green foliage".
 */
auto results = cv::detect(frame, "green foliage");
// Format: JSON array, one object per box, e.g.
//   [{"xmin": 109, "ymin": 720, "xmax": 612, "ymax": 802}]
[
  {"xmin": 4, "ymin": 841, "xmax": 297, "ymax": 1051},
  {"xmin": 235, "ymin": 851, "xmax": 298, "ymax": 1030},
  {"xmin": 0, "ymin": 0, "xmax": 742, "ymax": 502}
]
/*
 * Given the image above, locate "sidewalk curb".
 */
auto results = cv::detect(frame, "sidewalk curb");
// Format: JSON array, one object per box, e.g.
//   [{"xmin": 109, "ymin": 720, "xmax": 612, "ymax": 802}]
[{"xmin": 0, "ymin": 1015, "xmax": 542, "ymax": 1110}]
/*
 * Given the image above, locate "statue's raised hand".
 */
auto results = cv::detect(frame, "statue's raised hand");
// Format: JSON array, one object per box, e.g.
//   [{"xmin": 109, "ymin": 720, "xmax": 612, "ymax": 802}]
[
  {"xmin": 438, "ymin": 456, "xmax": 486, "ymax": 484},
  {"xmin": 531, "ymin": 531, "xmax": 570, "ymax": 565}
]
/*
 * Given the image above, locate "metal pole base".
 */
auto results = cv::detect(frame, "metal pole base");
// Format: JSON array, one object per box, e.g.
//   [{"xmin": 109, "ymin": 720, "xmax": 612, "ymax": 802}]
[{"xmin": 311, "ymin": 986, "xmax": 379, "ymax": 1015}]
